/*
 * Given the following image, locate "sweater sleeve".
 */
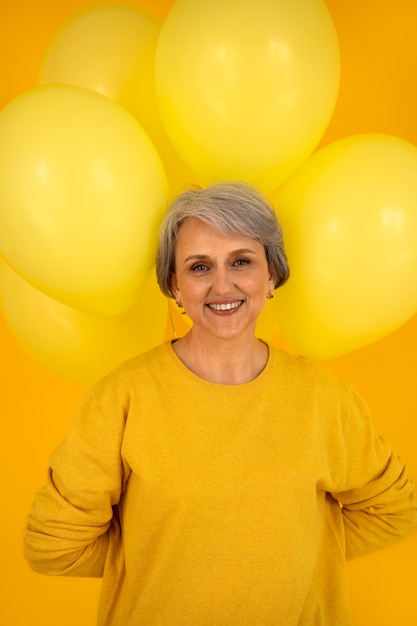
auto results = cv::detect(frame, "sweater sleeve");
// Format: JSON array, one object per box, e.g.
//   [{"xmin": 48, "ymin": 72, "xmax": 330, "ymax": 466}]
[
  {"xmin": 330, "ymin": 384, "xmax": 417, "ymax": 560},
  {"xmin": 23, "ymin": 380, "xmax": 131, "ymax": 577}
]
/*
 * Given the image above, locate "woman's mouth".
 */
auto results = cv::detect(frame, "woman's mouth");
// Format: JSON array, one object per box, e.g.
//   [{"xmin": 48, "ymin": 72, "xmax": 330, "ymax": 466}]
[{"xmin": 207, "ymin": 300, "xmax": 244, "ymax": 311}]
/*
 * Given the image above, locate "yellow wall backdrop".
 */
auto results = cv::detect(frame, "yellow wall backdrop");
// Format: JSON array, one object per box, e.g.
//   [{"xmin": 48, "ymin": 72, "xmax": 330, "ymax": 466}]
[{"xmin": 1, "ymin": 1, "xmax": 417, "ymax": 624}]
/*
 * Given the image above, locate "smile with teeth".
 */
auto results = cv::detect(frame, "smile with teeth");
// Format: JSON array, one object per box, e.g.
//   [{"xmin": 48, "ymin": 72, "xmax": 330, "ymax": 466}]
[{"xmin": 207, "ymin": 300, "xmax": 243, "ymax": 311}]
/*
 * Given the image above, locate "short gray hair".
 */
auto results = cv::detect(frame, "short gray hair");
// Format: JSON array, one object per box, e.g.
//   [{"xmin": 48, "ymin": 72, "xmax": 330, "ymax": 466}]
[{"xmin": 156, "ymin": 181, "xmax": 290, "ymax": 298}]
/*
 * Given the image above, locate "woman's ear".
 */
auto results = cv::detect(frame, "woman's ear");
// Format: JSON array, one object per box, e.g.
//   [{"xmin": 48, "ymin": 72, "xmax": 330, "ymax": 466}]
[
  {"xmin": 170, "ymin": 275, "xmax": 183, "ymax": 309},
  {"xmin": 170, "ymin": 273, "xmax": 179, "ymax": 299},
  {"xmin": 268, "ymin": 270, "xmax": 276, "ymax": 292}
]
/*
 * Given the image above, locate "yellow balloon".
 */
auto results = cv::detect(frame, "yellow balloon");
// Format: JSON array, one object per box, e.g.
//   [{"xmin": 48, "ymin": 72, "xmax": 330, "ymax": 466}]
[
  {"xmin": 39, "ymin": 4, "xmax": 161, "ymax": 123},
  {"xmin": 38, "ymin": 3, "xmax": 195, "ymax": 196},
  {"xmin": 0, "ymin": 85, "xmax": 168, "ymax": 315},
  {"xmin": 273, "ymin": 134, "xmax": 417, "ymax": 359},
  {"xmin": 156, "ymin": 0, "xmax": 340, "ymax": 194},
  {"xmin": 0, "ymin": 260, "xmax": 168, "ymax": 387}
]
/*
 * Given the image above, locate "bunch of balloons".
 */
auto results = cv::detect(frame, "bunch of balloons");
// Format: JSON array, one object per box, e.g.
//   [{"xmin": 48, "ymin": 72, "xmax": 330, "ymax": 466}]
[{"xmin": 0, "ymin": 0, "xmax": 416, "ymax": 385}]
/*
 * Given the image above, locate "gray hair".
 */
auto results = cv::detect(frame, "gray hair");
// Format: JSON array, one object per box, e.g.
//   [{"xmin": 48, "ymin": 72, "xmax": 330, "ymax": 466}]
[{"xmin": 156, "ymin": 181, "xmax": 290, "ymax": 298}]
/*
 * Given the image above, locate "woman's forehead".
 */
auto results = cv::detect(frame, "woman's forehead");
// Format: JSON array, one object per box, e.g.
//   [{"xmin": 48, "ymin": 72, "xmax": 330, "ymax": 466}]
[{"xmin": 177, "ymin": 217, "xmax": 256, "ymax": 243}]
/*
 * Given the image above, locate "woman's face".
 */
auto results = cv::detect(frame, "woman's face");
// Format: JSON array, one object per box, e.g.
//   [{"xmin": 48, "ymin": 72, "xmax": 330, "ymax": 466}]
[{"xmin": 171, "ymin": 217, "xmax": 275, "ymax": 342}]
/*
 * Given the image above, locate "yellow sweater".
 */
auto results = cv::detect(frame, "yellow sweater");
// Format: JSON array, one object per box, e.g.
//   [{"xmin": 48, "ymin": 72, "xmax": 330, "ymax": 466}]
[{"xmin": 24, "ymin": 343, "xmax": 417, "ymax": 625}]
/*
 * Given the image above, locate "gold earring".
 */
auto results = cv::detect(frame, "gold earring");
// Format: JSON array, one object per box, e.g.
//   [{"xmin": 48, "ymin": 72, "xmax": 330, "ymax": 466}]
[
  {"xmin": 176, "ymin": 299, "xmax": 183, "ymax": 308},
  {"xmin": 266, "ymin": 291, "xmax": 274, "ymax": 300}
]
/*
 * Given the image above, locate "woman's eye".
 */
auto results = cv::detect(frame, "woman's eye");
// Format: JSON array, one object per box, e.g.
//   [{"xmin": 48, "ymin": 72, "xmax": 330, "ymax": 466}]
[
  {"xmin": 234, "ymin": 258, "xmax": 250, "ymax": 267},
  {"xmin": 191, "ymin": 263, "xmax": 209, "ymax": 272}
]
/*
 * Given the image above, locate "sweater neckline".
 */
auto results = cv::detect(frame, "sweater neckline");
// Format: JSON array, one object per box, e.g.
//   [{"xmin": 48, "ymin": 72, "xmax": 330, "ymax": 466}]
[{"xmin": 161, "ymin": 339, "xmax": 279, "ymax": 393}]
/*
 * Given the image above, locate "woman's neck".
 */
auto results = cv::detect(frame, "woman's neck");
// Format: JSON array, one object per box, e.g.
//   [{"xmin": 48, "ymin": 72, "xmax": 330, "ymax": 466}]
[{"xmin": 172, "ymin": 330, "xmax": 269, "ymax": 384}]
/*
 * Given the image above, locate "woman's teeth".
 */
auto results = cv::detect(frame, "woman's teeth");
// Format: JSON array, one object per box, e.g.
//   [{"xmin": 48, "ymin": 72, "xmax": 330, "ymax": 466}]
[{"xmin": 208, "ymin": 301, "xmax": 242, "ymax": 311}]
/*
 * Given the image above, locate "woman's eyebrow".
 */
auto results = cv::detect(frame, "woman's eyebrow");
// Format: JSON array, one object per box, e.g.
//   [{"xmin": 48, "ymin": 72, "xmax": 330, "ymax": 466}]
[
  {"xmin": 183, "ymin": 254, "xmax": 211, "ymax": 264},
  {"xmin": 183, "ymin": 248, "xmax": 257, "ymax": 264}
]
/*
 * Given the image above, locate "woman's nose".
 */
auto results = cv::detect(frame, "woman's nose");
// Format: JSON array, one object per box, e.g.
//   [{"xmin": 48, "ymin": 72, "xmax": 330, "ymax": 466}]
[{"xmin": 212, "ymin": 267, "xmax": 234, "ymax": 294}]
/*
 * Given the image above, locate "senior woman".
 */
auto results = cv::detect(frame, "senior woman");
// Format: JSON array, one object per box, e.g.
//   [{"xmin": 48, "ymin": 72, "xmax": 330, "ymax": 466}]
[{"xmin": 24, "ymin": 182, "xmax": 417, "ymax": 626}]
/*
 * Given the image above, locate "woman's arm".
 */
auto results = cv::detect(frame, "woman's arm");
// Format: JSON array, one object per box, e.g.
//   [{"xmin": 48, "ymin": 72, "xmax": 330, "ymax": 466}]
[
  {"xmin": 336, "ymin": 447, "xmax": 417, "ymax": 560},
  {"xmin": 23, "ymin": 383, "xmax": 130, "ymax": 577},
  {"xmin": 330, "ymin": 383, "xmax": 417, "ymax": 560}
]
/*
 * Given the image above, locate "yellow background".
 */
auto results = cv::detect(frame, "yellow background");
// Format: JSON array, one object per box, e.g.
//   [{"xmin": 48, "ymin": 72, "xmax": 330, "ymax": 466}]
[{"xmin": 1, "ymin": 1, "xmax": 417, "ymax": 624}]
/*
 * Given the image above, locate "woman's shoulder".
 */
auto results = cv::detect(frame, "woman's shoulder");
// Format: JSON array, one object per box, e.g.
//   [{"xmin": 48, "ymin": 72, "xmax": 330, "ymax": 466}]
[
  {"xmin": 268, "ymin": 343, "xmax": 352, "ymax": 395},
  {"xmin": 268, "ymin": 345, "xmax": 368, "ymax": 428},
  {"xmin": 89, "ymin": 342, "xmax": 171, "ymax": 393}
]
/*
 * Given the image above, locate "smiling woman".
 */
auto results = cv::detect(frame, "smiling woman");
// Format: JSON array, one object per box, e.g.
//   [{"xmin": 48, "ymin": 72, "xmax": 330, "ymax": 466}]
[{"xmin": 23, "ymin": 181, "xmax": 417, "ymax": 626}]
